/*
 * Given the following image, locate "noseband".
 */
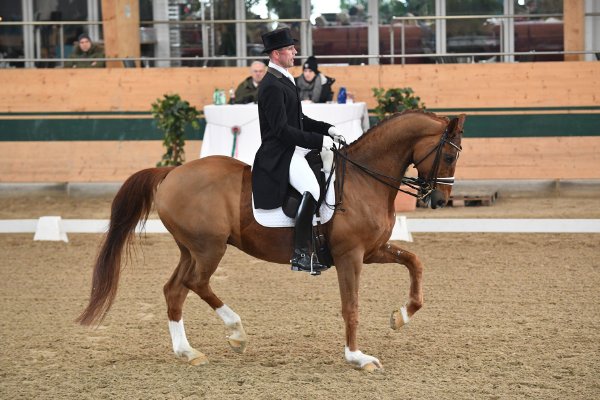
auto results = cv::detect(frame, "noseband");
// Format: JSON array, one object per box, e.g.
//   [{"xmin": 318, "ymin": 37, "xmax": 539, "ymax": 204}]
[
  {"xmin": 329, "ymin": 125, "xmax": 462, "ymax": 205},
  {"xmin": 402, "ymin": 126, "xmax": 462, "ymax": 199}
]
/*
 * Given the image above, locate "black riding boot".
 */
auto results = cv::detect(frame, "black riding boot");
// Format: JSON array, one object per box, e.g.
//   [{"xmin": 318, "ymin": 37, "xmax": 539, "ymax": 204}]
[{"xmin": 290, "ymin": 192, "xmax": 328, "ymax": 274}]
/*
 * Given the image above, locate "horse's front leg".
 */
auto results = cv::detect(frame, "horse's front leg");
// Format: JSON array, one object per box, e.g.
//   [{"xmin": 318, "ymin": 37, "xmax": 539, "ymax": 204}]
[
  {"xmin": 335, "ymin": 253, "xmax": 383, "ymax": 372},
  {"xmin": 367, "ymin": 242, "xmax": 423, "ymax": 330}
]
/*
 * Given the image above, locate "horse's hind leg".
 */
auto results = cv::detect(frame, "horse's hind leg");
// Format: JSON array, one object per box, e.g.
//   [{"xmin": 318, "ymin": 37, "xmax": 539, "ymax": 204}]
[
  {"xmin": 164, "ymin": 244, "xmax": 209, "ymax": 365},
  {"xmin": 185, "ymin": 241, "xmax": 248, "ymax": 354},
  {"xmin": 368, "ymin": 242, "xmax": 423, "ymax": 330}
]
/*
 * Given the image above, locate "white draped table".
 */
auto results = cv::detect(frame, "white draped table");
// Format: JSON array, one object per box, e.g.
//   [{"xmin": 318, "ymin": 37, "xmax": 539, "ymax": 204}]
[{"xmin": 200, "ymin": 102, "xmax": 370, "ymax": 165}]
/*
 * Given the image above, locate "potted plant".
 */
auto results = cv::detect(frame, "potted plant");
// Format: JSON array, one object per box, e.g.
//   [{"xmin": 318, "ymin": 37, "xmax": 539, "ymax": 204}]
[
  {"xmin": 151, "ymin": 94, "xmax": 200, "ymax": 167},
  {"xmin": 371, "ymin": 87, "xmax": 425, "ymax": 121}
]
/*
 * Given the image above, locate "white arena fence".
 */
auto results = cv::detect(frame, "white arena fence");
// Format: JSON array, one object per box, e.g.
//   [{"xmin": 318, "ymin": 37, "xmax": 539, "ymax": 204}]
[{"xmin": 0, "ymin": 217, "xmax": 599, "ymax": 243}]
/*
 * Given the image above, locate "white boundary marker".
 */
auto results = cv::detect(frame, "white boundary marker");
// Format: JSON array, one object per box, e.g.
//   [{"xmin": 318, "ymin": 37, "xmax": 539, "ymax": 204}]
[
  {"xmin": 0, "ymin": 218, "xmax": 599, "ymax": 242},
  {"xmin": 405, "ymin": 218, "xmax": 600, "ymax": 234},
  {"xmin": 392, "ymin": 216, "xmax": 413, "ymax": 242},
  {"xmin": 33, "ymin": 216, "xmax": 69, "ymax": 242}
]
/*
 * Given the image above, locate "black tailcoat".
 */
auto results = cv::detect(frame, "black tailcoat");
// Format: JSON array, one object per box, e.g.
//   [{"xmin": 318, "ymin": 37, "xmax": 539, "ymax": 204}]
[{"xmin": 252, "ymin": 67, "xmax": 331, "ymax": 209}]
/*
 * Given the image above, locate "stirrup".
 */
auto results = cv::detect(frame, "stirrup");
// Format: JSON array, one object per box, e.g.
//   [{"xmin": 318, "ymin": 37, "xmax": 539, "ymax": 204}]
[
  {"xmin": 290, "ymin": 251, "xmax": 329, "ymax": 275},
  {"xmin": 309, "ymin": 253, "xmax": 324, "ymax": 276}
]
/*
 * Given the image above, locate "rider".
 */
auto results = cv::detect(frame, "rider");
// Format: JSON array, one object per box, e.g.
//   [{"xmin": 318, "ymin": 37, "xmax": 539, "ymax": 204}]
[{"xmin": 252, "ymin": 27, "xmax": 343, "ymax": 273}]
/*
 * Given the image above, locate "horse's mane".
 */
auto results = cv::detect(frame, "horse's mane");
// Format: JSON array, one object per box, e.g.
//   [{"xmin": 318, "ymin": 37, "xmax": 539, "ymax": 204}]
[{"xmin": 347, "ymin": 109, "xmax": 448, "ymax": 149}]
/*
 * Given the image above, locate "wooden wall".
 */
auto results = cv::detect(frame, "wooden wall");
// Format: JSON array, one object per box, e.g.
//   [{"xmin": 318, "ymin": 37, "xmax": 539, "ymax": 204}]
[
  {"xmin": 1, "ymin": 62, "xmax": 599, "ymax": 112},
  {"xmin": 0, "ymin": 141, "xmax": 200, "ymax": 182},
  {"xmin": 1, "ymin": 62, "xmax": 599, "ymax": 183},
  {"xmin": 2, "ymin": 138, "xmax": 598, "ymax": 183}
]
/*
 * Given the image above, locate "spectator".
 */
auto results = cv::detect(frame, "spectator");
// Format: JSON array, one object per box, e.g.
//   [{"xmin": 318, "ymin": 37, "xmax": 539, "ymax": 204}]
[
  {"xmin": 314, "ymin": 15, "xmax": 327, "ymax": 27},
  {"xmin": 295, "ymin": 56, "xmax": 335, "ymax": 103},
  {"xmin": 349, "ymin": 5, "xmax": 366, "ymax": 23},
  {"xmin": 336, "ymin": 11, "xmax": 350, "ymax": 26},
  {"xmin": 234, "ymin": 60, "xmax": 267, "ymax": 104},
  {"xmin": 65, "ymin": 33, "xmax": 105, "ymax": 68}
]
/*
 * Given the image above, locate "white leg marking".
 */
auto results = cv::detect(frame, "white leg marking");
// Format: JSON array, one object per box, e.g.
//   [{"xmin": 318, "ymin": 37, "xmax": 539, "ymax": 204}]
[
  {"xmin": 344, "ymin": 346, "xmax": 382, "ymax": 369},
  {"xmin": 400, "ymin": 305, "xmax": 410, "ymax": 325},
  {"xmin": 216, "ymin": 304, "xmax": 241, "ymax": 327},
  {"xmin": 168, "ymin": 319, "xmax": 200, "ymax": 360},
  {"xmin": 216, "ymin": 304, "xmax": 247, "ymax": 352}
]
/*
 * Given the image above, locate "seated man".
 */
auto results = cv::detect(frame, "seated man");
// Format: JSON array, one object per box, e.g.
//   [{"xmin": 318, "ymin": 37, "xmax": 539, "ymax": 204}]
[
  {"xmin": 234, "ymin": 60, "xmax": 267, "ymax": 104},
  {"xmin": 65, "ymin": 33, "xmax": 105, "ymax": 68},
  {"xmin": 295, "ymin": 56, "xmax": 335, "ymax": 103}
]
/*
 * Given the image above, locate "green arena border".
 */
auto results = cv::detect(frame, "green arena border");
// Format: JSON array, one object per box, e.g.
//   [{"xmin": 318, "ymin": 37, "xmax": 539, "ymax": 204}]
[{"xmin": 0, "ymin": 106, "xmax": 599, "ymax": 141}]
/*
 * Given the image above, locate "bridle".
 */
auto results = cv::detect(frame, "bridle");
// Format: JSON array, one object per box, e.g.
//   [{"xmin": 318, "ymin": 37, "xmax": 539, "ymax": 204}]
[
  {"xmin": 402, "ymin": 126, "xmax": 462, "ymax": 199},
  {"xmin": 328, "ymin": 125, "xmax": 462, "ymax": 206}
]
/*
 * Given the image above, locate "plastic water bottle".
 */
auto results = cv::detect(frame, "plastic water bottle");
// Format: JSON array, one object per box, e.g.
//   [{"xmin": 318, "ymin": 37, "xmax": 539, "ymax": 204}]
[
  {"xmin": 213, "ymin": 89, "xmax": 221, "ymax": 105},
  {"xmin": 337, "ymin": 87, "xmax": 347, "ymax": 104},
  {"xmin": 228, "ymin": 87, "xmax": 235, "ymax": 104}
]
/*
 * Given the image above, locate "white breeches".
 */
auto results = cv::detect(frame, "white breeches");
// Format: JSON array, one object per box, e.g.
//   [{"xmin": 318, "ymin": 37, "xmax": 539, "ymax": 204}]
[{"xmin": 289, "ymin": 147, "xmax": 320, "ymax": 201}]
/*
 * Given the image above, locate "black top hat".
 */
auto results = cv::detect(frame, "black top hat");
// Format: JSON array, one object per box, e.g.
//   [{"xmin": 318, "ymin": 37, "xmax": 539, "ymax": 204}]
[{"xmin": 261, "ymin": 28, "xmax": 297, "ymax": 54}]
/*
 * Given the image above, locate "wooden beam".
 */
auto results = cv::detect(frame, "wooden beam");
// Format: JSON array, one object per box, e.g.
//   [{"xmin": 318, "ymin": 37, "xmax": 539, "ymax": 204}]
[
  {"xmin": 564, "ymin": 0, "xmax": 585, "ymax": 61},
  {"xmin": 101, "ymin": 0, "xmax": 140, "ymax": 68}
]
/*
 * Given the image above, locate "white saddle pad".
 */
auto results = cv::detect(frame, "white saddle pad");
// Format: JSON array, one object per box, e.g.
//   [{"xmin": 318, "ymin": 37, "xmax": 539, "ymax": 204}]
[{"xmin": 253, "ymin": 172, "xmax": 336, "ymax": 228}]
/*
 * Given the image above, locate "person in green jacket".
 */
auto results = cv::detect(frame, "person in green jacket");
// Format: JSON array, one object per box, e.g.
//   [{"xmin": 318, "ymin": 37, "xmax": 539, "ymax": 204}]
[
  {"xmin": 233, "ymin": 60, "xmax": 266, "ymax": 103},
  {"xmin": 65, "ymin": 33, "xmax": 105, "ymax": 68}
]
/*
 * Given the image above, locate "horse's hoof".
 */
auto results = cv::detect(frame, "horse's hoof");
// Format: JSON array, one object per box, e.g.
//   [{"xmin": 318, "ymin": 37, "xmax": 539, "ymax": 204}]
[
  {"xmin": 189, "ymin": 354, "xmax": 209, "ymax": 366},
  {"xmin": 362, "ymin": 362, "xmax": 382, "ymax": 373},
  {"xmin": 390, "ymin": 306, "xmax": 409, "ymax": 330},
  {"xmin": 228, "ymin": 338, "xmax": 247, "ymax": 354}
]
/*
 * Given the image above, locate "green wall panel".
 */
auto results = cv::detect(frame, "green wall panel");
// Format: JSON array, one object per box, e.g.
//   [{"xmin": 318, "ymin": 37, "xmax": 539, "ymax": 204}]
[
  {"xmin": 0, "ymin": 109, "xmax": 598, "ymax": 141},
  {"xmin": 0, "ymin": 116, "xmax": 205, "ymax": 141}
]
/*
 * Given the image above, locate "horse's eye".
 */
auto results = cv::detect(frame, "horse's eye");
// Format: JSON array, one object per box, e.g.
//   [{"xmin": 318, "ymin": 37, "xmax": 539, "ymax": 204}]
[{"xmin": 444, "ymin": 154, "xmax": 455, "ymax": 164}]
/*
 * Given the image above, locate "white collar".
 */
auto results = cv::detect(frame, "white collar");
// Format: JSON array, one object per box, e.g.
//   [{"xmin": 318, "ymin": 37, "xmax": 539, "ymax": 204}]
[{"xmin": 268, "ymin": 61, "xmax": 295, "ymax": 85}]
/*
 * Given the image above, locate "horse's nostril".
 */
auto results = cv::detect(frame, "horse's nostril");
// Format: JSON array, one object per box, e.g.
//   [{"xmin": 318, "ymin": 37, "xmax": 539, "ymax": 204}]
[
  {"xmin": 430, "ymin": 190, "xmax": 446, "ymax": 209},
  {"xmin": 431, "ymin": 201, "xmax": 445, "ymax": 209}
]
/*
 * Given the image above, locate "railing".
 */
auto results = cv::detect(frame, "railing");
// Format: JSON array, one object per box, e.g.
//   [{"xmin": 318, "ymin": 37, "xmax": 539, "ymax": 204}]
[
  {"xmin": 3, "ymin": 51, "xmax": 598, "ymax": 67},
  {"xmin": 0, "ymin": 18, "xmax": 309, "ymax": 68},
  {"xmin": 1, "ymin": 13, "xmax": 599, "ymax": 67},
  {"xmin": 390, "ymin": 12, "xmax": 600, "ymax": 64}
]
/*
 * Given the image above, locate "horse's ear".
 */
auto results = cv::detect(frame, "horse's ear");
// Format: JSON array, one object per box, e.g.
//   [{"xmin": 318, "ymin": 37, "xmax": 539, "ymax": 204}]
[{"xmin": 448, "ymin": 113, "xmax": 466, "ymax": 138}]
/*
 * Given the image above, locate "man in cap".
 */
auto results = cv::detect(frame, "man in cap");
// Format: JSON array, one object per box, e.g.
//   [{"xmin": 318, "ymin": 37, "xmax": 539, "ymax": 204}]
[
  {"xmin": 65, "ymin": 33, "xmax": 105, "ymax": 68},
  {"xmin": 296, "ymin": 55, "xmax": 335, "ymax": 103},
  {"xmin": 252, "ymin": 28, "xmax": 343, "ymax": 274}
]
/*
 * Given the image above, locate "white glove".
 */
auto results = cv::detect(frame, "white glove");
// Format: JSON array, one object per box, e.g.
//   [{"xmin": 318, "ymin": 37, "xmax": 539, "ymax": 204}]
[
  {"xmin": 321, "ymin": 147, "xmax": 334, "ymax": 174},
  {"xmin": 321, "ymin": 136, "xmax": 335, "ymax": 173},
  {"xmin": 328, "ymin": 126, "xmax": 345, "ymax": 144}
]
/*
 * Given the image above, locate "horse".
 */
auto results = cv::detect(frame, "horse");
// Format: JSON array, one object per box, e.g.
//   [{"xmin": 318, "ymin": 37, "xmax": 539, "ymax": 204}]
[{"xmin": 77, "ymin": 110, "xmax": 465, "ymax": 372}]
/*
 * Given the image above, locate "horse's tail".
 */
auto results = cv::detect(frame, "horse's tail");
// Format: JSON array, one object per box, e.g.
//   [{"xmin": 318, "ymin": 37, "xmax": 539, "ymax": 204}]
[{"xmin": 76, "ymin": 166, "xmax": 175, "ymax": 326}]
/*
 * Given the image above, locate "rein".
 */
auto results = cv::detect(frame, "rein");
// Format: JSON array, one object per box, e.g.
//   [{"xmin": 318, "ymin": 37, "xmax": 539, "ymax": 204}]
[{"xmin": 329, "ymin": 126, "xmax": 462, "ymax": 207}]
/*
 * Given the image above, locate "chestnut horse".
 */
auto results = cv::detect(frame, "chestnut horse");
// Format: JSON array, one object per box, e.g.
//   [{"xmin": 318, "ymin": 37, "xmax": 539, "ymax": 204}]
[{"xmin": 77, "ymin": 110, "xmax": 465, "ymax": 371}]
